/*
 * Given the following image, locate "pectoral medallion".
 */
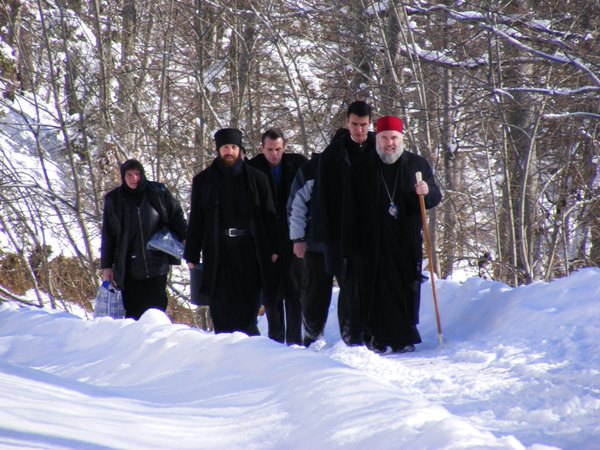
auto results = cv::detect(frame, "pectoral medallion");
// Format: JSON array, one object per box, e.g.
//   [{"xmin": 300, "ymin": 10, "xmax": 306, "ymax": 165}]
[{"xmin": 381, "ymin": 165, "xmax": 401, "ymax": 220}]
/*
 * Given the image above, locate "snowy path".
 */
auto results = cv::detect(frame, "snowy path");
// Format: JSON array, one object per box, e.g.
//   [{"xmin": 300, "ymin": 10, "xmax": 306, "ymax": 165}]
[
  {"xmin": 326, "ymin": 340, "xmax": 596, "ymax": 449},
  {"xmin": 1, "ymin": 268, "xmax": 599, "ymax": 449},
  {"xmin": 314, "ymin": 270, "xmax": 600, "ymax": 450}
]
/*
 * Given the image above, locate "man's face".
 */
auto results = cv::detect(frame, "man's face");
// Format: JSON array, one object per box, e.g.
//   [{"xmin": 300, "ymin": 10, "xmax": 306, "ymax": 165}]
[
  {"xmin": 124, "ymin": 169, "xmax": 142, "ymax": 189},
  {"xmin": 376, "ymin": 130, "xmax": 404, "ymax": 164},
  {"xmin": 261, "ymin": 137, "xmax": 285, "ymax": 167},
  {"xmin": 347, "ymin": 113, "xmax": 371, "ymax": 144},
  {"xmin": 219, "ymin": 144, "xmax": 241, "ymax": 166}
]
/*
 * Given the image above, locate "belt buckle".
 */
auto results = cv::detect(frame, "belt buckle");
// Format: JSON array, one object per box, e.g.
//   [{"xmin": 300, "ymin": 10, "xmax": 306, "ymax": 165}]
[{"xmin": 227, "ymin": 228, "xmax": 236, "ymax": 237}]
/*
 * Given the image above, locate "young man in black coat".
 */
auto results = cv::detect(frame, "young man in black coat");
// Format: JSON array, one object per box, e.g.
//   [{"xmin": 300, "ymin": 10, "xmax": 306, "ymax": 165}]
[
  {"xmin": 342, "ymin": 116, "xmax": 442, "ymax": 353},
  {"xmin": 184, "ymin": 128, "xmax": 280, "ymax": 336},
  {"xmin": 306, "ymin": 100, "xmax": 376, "ymax": 346},
  {"xmin": 100, "ymin": 159, "xmax": 187, "ymax": 319},
  {"xmin": 247, "ymin": 128, "xmax": 308, "ymax": 345}
]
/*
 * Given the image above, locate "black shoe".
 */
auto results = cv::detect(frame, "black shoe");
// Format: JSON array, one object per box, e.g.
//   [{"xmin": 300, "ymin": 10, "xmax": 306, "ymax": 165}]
[
  {"xmin": 367, "ymin": 338, "xmax": 387, "ymax": 354},
  {"xmin": 391, "ymin": 344, "xmax": 415, "ymax": 353},
  {"xmin": 303, "ymin": 336, "xmax": 316, "ymax": 347},
  {"xmin": 371, "ymin": 343, "xmax": 387, "ymax": 354},
  {"xmin": 343, "ymin": 334, "xmax": 364, "ymax": 347}
]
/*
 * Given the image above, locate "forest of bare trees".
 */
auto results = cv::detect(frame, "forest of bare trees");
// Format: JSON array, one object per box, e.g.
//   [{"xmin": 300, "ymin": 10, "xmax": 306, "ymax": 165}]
[{"xmin": 0, "ymin": 0, "xmax": 599, "ymax": 309}]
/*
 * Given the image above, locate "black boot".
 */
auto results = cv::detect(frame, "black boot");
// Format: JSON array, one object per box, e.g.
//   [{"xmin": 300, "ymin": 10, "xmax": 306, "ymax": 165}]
[{"xmin": 391, "ymin": 344, "xmax": 415, "ymax": 353}]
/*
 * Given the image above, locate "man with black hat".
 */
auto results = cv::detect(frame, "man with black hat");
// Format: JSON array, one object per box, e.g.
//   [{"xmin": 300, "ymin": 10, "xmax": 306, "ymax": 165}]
[
  {"xmin": 247, "ymin": 127, "xmax": 308, "ymax": 345},
  {"xmin": 100, "ymin": 159, "xmax": 187, "ymax": 319},
  {"xmin": 342, "ymin": 116, "xmax": 442, "ymax": 353},
  {"xmin": 184, "ymin": 128, "xmax": 280, "ymax": 336}
]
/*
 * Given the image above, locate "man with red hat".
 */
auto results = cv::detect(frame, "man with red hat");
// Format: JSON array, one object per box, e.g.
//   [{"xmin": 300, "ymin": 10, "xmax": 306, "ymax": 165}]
[
  {"xmin": 342, "ymin": 116, "xmax": 442, "ymax": 353},
  {"xmin": 184, "ymin": 128, "xmax": 280, "ymax": 336}
]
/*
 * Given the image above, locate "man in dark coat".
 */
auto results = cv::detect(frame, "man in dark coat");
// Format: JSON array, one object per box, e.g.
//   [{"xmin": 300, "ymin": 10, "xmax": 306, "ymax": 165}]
[
  {"xmin": 247, "ymin": 128, "xmax": 308, "ymax": 345},
  {"xmin": 100, "ymin": 159, "xmax": 187, "ymax": 320},
  {"xmin": 309, "ymin": 100, "xmax": 376, "ymax": 346},
  {"xmin": 288, "ymin": 152, "xmax": 333, "ymax": 347},
  {"xmin": 184, "ymin": 128, "xmax": 279, "ymax": 336},
  {"xmin": 342, "ymin": 116, "xmax": 442, "ymax": 353}
]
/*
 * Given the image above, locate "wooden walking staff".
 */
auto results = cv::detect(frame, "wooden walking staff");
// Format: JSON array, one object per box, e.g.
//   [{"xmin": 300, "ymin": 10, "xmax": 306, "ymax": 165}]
[{"xmin": 416, "ymin": 172, "xmax": 444, "ymax": 348}]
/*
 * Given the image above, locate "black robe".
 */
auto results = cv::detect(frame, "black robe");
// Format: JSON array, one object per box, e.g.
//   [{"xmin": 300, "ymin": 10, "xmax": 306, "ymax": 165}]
[
  {"xmin": 342, "ymin": 150, "xmax": 442, "ymax": 346},
  {"xmin": 184, "ymin": 157, "xmax": 279, "ymax": 335}
]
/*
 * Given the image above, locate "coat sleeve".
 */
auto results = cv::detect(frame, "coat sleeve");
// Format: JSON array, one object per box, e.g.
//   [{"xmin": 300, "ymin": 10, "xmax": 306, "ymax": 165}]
[
  {"xmin": 287, "ymin": 163, "xmax": 313, "ymax": 242},
  {"xmin": 419, "ymin": 160, "xmax": 442, "ymax": 210},
  {"xmin": 404, "ymin": 156, "xmax": 442, "ymax": 213},
  {"xmin": 184, "ymin": 175, "xmax": 205, "ymax": 264},
  {"xmin": 163, "ymin": 188, "xmax": 188, "ymax": 240}
]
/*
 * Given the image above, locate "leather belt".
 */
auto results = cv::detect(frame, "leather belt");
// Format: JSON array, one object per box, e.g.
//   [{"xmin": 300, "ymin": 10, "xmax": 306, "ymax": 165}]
[{"xmin": 222, "ymin": 228, "xmax": 251, "ymax": 237}]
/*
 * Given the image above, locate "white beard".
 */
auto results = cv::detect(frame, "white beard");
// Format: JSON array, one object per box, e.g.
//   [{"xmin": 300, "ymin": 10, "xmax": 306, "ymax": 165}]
[{"xmin": 376, "ymin": 145, "xmax": 403, "ymax": 164}]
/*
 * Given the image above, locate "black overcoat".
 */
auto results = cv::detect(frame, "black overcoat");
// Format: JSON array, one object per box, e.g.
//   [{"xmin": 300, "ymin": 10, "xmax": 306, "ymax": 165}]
[
  {"xmin": 342, "ymin": 150, "xmax": 442, "ymax": 327},
  {"xmin": 183, "ymin": 159, "xmax": 280, "ymax": 300},
  {"xmin": 247, "ymin": 152, "xmax": 308, "ymax": 257},
  {"xmin": 311, "ymin": 128, "xmax": 376, "ymax": 275}
]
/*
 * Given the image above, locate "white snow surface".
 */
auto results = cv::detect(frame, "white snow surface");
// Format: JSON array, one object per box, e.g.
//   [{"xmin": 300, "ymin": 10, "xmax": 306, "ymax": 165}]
[{"xmin": 1, "ymin": 268, "xmax": 599, "ymax": 449}]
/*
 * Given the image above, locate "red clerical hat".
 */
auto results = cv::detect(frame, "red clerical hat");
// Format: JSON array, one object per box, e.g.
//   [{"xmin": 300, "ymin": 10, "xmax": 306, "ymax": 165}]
[{"xmin": 376, "ymin": 116, "xmax": 403, "ymax": 134}]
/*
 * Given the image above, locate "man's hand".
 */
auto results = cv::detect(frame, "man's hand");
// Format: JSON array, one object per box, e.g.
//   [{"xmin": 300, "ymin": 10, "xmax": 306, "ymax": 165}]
[
  {"xmin": 293, "ymin": 241, "xmax": 307, "ymax": 259},
  {"xmin": 187, "ymin": 262, "xmax": 196, "ymax": 269},
  {"xmin": 102, "ymin": 268, "xmax": 114, "ymax": 282},
  {"xmin": 271, "ymin": 254, "xmax": 279, "ymax": 263},
  {"xmin": 101, "ymin": 268, "xmax": 118, "ymax": 288},
  {"xmin": 415, "ymin": 180, "xmax": 429, "ymax": 196}
]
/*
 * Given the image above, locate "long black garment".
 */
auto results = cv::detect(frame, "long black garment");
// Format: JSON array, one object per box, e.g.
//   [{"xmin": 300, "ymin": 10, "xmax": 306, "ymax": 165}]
[
  {"xmin": 370, "ymin": 160, "xmax": 421, "ymax": 346},
  {"xmin": 341, "ymin": 150, "xmax": 442, "ymax": 349},
  {"xmin": 210, "ymin": 159, "xmax": 260, "ymax": 335}
]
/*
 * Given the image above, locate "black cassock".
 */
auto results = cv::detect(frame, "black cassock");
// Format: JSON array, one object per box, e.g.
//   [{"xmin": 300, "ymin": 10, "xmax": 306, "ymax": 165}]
[
  {"xmin": 210, "ymin": 161, "xmax": 261, "ymax": 335},
  {"xmin": 342, "ymin": 150, "xmax": 442, "ymax": 348},
  {"xmin": 370, "ymin": 161, "xmax": 421, "ymax": 346},
  {"xmin": 184, "ymin": 157, "xmax": 280, "ymax": 337}
]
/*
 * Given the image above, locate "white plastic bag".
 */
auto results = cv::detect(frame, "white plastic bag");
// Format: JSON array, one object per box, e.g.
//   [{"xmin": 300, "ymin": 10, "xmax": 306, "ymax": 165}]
[{"xmin": 146, "ymin": 227, "xmax": 184, "ymax": 259}]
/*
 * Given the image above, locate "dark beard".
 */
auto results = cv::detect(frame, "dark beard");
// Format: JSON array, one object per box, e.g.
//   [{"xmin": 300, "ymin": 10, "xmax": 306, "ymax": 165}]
[
  {"xmin": 221, "ymin": 154, "xmax": 240, "ymax": 167},
  {"xmin": 216, "ymin": 154, "xmax": 243, "ymax": 175}
]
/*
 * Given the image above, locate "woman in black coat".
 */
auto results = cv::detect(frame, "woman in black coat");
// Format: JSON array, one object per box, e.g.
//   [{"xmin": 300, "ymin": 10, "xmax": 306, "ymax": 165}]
[{"xmin": 100, "ymin": 159, "xmax": 187, "ymax": 319}]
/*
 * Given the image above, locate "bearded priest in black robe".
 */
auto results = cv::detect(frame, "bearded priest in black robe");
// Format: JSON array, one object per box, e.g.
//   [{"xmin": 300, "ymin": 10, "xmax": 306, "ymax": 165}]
[{"xmin": 342, "ymin": 116, "xmax": 442, "ymax": 354}]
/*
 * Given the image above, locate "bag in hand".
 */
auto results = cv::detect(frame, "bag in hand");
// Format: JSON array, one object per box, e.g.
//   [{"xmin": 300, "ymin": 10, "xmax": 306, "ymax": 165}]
[
  {"xmin": 147, "ymin": 227, "xmax": 184, "ymax": 259},
  {"xmin": 94, "ymin": 282, "xmax": 125, "ymax": 319}
]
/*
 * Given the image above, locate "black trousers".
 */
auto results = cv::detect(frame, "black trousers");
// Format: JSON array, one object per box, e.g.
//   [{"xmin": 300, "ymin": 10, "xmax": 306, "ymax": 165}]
[
  {"xmin": 264, "ymin": 254, "xmax": 306, "ymax": 345},
  {"xmin": 336, "ymin": 257, "xmax": 364, "ymax": 345},
  {"xmin": 302, "ymin": 252, "xmax": 333, "ymax": 342},
  {"xmin": 122, "ymin": 274, "xmax": 168, "ymax": 320}
]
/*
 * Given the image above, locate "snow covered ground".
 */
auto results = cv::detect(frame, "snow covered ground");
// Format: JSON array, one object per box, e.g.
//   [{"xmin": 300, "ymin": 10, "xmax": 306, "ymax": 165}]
[{"xmin": 1, "ymin": 268, "xmax": 599, "ymax": 449}]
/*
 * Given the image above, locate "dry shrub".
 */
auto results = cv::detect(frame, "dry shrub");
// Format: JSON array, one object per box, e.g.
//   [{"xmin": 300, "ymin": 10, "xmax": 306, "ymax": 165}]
[
  {"xmin": 0, "ymin": 253, "xmax": 33, "ymax": 294},
  {"xmin": 166, "ymin": 296, "xmax": 195, "ymax": 327},
  {"xmin": 46, "ymin": 255, "xmax": 96, "ymax": 312}
]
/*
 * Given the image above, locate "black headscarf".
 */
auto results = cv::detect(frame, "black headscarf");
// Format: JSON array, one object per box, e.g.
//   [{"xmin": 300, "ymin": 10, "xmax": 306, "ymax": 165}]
[{"xmin": 120, "ymin": 159, "xmax": 148, "ymax": 205}]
